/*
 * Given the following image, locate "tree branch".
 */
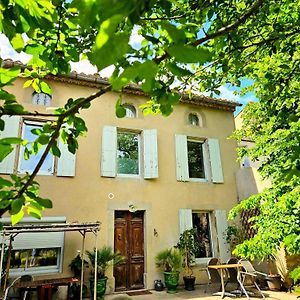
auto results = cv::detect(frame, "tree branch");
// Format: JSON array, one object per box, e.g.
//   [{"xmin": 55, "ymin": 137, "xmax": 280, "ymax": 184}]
[{"xmin": 192, "ymin": 0, "xmax": 264, "ymax": 46}]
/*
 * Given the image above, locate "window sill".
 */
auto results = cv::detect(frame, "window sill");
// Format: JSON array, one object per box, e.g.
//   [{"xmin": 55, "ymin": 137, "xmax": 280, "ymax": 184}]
[
  {"xmin": 9, "ymin": 266, "xmax": 60, "ymax": 276},
  {"xmin": 189, "ymin": 178, "xmax": 208, "ymax": 183},
  {"xmin": 117, "ymin": 174, "xmax": 140, "ymax": 179}
]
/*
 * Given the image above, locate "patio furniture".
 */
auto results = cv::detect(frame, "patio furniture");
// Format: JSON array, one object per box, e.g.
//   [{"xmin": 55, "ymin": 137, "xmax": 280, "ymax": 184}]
[
  {"xmin": 239, "ymin": 258, "xmax": 266, "ymax": 299},
  {"xmin": 225, "ymin": 257, "xmax": 239, "ymax": 291},
  {"xmin": 205, "ymin": 258, "xmax": 221, "ymax": 294},
  {"xmin": 208, "ymin": 262, "xmax": 244, "ymax": 298}
]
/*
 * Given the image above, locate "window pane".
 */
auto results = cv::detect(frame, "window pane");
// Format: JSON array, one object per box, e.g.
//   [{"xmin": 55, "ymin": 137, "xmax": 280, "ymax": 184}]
[
  {"xmin": 124, "ymin": 105, "xmax": 136, "ymax": 118},
  {"xmin": 117, "ymin": 132, "xmax": 139, "ymax": 175},
  {"xmin": 192, "ymin": 212, "xmax": 213, "ymax": 258},
  {"xmin": 19, "ymin": 122, "xmax": 54, "ymax": 174},
  {"xmin": 188, "ymin": 113, "xmax": 199, "ymax": 126},
  {"xmin": 11, "ymin": 248, "xmax": 59, "ymax": 269},
  {"xmin": 187, "ymin": 141, "xmax": 205, "ymax": 178}
]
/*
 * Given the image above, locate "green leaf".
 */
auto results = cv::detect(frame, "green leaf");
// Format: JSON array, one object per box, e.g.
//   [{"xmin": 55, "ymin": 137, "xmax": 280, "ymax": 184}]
[
  {"xmin": 0, "ymin": 67, "xmax": 20, "ymax": 86},
  {"xmin": 11, "ymin": 34, "xmax": 24, "ymax": 52},
  {"xmin": 10, "ymin": 198, "xmax": 24, "ymax": 215},
  {"xmin": 11, "ymin": 209, "xmax": 24, "ymax": 225},
  {"xmin": 40, "ymin": 81, "xmax": 52, "ymax": 95},
  {"xmin": 167, "ymin": 45, "xmax": 212, "ymax": 63},
  {"xmin": 166, "ymin": 63, "xmax": 192, "ymax": 77},
  {"xmin": 37, "ymin": 135, "xmax": 50, "ymax": 145},
  {"xmin": 23, "ymin": 79, "xmax": 33, "ymax": 88},
  {"xmin": 35, "ymin": 197, "xmax": 53, "ymax": 208},
  {"xmin": 0, "ymin": 89, "xmax": 16, "ymax": 101},
  {"xmin": 50, "ymin": 143, "xmax": 61, "ymax": 157},
  {"xmin": 0, "ymin": 137, "xmax": 23, "ymax": 145},
  {"xmin": 161, "ymin": 22, "xmax": 186, "ymax": 44},
  {"xmin": 0, "ymin": 144, "xmax": 13, "ymax": 162},
  {"xmin": 27, "ymin": 207, "xmax": 42, "ymax": 219}
]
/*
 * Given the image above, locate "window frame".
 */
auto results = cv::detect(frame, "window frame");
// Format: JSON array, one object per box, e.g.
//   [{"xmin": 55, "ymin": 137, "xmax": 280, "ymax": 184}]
[
  {"xmin": 192, "ymin": 211, "xmax": 215, "ymax": 264},
  {"xmin": 116, "ymin": 129, "xmax": 141, "ymax": 178},
  {"xmin": 187, "ymin": 138, "xmax": 210, "ymax": 182},
  {"xmin": 188, "ymin": 113, "xmax": 200, "ymax": 126},
  {"xmin": 1, "ymin": 216, "xmax": 65, "ymax": 276},
  {"xmin": 17, "ymin": 120, "xmax": 55, "ymax": 176}
]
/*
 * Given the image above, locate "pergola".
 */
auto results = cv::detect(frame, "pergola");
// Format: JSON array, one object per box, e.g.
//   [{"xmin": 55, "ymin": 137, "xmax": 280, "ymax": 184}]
[{"xmin": 0, "ymin": 221, "xmax": 101, "ymax": 300}]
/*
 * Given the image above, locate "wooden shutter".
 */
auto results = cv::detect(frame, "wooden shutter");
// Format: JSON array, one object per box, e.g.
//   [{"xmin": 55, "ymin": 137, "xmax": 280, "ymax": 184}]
[
  {"xmin": 215, "ymin": 210, "xmax": 231, "ymax": 263},
  {"xmin": 143, "ymin": 129, "xmax": 158, "ymax": 179},
  {"xmin": 208, "ymin": 138, "xmax": 224, "ymax": 183},
  {"xmin": 0, "ymin": 115, "xmax": 20, "ymax": 174},
  {"xmin": 101, "ymin": 126, "xmax": 117, "ymax": 177},
  {"xmin": 179, "ymin": 208, "xmax": 193, "ymax": 234},
  {"xmin": 175, "ymin": 134, "xmax": 189, "ymax": 181},
  {"xmin": 57, "ymin": 139, "xmax": 76, "ymax": 177}
]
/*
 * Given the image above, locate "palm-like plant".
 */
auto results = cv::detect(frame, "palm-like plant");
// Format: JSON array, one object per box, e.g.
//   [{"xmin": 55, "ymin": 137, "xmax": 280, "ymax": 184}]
[
  {"xmin": 155, "ymin": 248, "xmax": 183, "ymax": 273},
  {"xmin": 86, "ymin": 246, "xmax": 125, "ymax": 279}
]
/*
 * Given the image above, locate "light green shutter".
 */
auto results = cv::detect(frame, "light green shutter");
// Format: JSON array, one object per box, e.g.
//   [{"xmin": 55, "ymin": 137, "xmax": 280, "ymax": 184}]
[
  {"xmin": 179, "ymin": 208, "xmax": 193, "ymax": 234},
  {"xmin": 175, "ymin": 134, "xmax": 189, "ymax": 181},
  {"xmin": 101, "ymin": 126, "xmax": 117, "ymax": 177},
  {"xmin": 0, "ymin": 115, "xmax": 20, "ymax": 174},
  {"xmin": 215, "ymin": 210, "xmax": 231, "ymax": 263},
  {"xmin": 57, "ymin": 139, "xmax": 76, "ymax": 177},
  {"xmin": 208, "ymin": 138, "xmax": 224, "ymax": 183},
  {"xmin": 143, "ymin": 129, "xmax": 158, "ymax": 179}
]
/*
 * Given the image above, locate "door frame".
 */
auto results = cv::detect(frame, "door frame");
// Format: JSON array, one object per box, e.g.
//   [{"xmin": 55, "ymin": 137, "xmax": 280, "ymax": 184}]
[{"xmin": 107, "ymin": 202, "xmax": 153, "ymax": 291}]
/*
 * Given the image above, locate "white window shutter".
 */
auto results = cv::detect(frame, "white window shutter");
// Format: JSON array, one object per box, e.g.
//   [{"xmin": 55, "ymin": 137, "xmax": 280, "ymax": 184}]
[
  {"xmin": 179, "ymin": 208, "xmax": 193, "ymax": 234},
  {"xmin": 208, "ymin": 138, "xmax": 224, "ymax": 183},
  {"xmin": 57, "ymin": 139, "xmax": 76, "ymax": 177},
  {"xmin": 0, "ymin": 115, "xmax": 20, "ymax": 174},
  {"xmin": 101, "ymin": 126, "xmax": 117, "ymax": 177},
  {"xmin": 175, "ymin": 134, "xmax": 189, "ymax": 182},
  {"xmin": 215, "ymin": 210, "xmax": 231, "ymax": 263},
  {"xmin": 143, "ymin": 129, "xmax": 158, "ymax": 179}
]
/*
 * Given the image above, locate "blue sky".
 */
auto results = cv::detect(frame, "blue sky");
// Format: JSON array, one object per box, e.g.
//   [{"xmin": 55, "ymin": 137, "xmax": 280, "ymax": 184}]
[{"xmin": 0, "ymin": 33, "xmax": 255, "ymax": 115}]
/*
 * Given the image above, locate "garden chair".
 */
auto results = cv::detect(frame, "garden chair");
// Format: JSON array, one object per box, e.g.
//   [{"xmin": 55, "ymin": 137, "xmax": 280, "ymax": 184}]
[
  {"xmin": 239, "ymin": 258, "xmax": 266, "ymax": 298},
  {"xmin": 225, "ymin": 257, "xmax": 240, "ymax": 292},
  {"xmin": 205, "ymin": 257, "xmax": 222, "ymax": 294},
  {"xmin": 3, "ymin": 275, "xmax": 34, "ymax": 300}
]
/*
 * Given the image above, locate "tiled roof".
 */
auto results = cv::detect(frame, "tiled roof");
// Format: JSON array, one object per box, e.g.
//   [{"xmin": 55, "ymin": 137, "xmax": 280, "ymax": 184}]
[{"xmin": 2, "ymin": 59, "xmax": 241, "ymax": 111}]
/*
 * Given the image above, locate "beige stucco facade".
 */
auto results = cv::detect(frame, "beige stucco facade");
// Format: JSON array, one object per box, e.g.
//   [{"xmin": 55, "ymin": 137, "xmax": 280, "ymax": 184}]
[{"xmin": 2, "ymin": 73, "xmax": 241, "ymax": 293}]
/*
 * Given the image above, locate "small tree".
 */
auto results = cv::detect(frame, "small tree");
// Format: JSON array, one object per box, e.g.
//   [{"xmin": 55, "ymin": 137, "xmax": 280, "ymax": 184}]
[{"xmin": 175, "ymin": 229, "xmax": 200, "ymax": 277}]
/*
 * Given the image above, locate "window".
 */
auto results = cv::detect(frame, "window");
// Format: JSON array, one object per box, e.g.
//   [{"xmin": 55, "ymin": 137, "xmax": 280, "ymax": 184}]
[
  {"xmin": 187, "ymin": 140, "xmax": 205, "ymax": 179},
  {"xmin": 175, "ymin": 135, "xmax": 224, "ymax": 183},
  {"xmin": 32, "ymin": 93, "xmax": 52, "ymax": 106},
  {"xmin": 1, "ymin": 217, "xmax": 65, "ymax": 276},
  {"xmin": 179, "ymin": 209, "xmax": 231, "ymax": 263},
  {"xmin": 124, "ymin": 104, "xmax": 136, "ymax": 118},
  {"xmin": 192, "ymin": 212, "xmax": 213, "ymax": 258},
  {"xmin": 18, "ymin": 120, "xmax": 54, "ymax": 175},
  {"xmin": 117, "ymin": 131, "xmax": 139, "ymax": 176},
  {"xmin": 188, "ymin": 113, "xmax": 199, "ymax": 126},
  {"xmin": 101, "ymin": 126, "xmax": 158, "ymax": 179},
  {"xmin": 0, "ymin": 116, "xmax": 77, "ymax": 176}
]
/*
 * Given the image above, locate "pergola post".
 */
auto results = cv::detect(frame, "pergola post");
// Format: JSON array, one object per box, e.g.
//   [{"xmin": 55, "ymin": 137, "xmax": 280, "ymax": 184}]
[
  {"xmin": 80, "ymin": 231, "xmax": 86, "ymax": 300},
  {"xmin": 0, "ymin": 233, "xmax": 5, "ymax": 296},
  {"xmin": 93, "ymin": 230, "xmax": 98, "ymax": 300}
]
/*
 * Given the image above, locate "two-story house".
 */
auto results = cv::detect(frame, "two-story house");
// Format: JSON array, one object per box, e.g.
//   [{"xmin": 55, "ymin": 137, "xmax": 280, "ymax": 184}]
[{"xmin": 0, "ymin": 59, "xmax": 241, "ymax": 294}]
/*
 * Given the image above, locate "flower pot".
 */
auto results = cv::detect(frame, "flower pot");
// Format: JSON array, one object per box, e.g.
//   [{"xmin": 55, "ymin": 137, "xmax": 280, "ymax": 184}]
[
  {"xmin": 163, "ymin": 271, "xmax": 180, "ymax": 294},
  {"xmin": 90, "ymin": 277, "xmax": 108, "ymax": 299},
  {"xmin": 266, "ymin": 274, "xmax": 282, "ymax": 291},
  {"xmin": 183, "ymin": 276, "xmax": 195, "ymax": 291}
]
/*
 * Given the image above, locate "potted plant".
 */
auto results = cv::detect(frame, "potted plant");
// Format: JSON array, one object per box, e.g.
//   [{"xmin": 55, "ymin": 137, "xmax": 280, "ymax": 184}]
[
  {"xmin": 264, "ymin": 255, "xmax": 282, "ymax": 291},
  {"xmin": 155, "ymin": 248, "xmax": 183, "ymax": 294},
  {"xmin": 289, "ymin": 266, "xmax": 300, "ymax": 294},
  {"xmin": 86, "ymin": 246, "xmax": 124, "ymax": 299},
  {"xmin": 69, "ymin": 253, "xmax": 88, "ymax": 299},
  {"xmin": 175, "ymin": 228, "xmax": 200, "ymax": 291}
]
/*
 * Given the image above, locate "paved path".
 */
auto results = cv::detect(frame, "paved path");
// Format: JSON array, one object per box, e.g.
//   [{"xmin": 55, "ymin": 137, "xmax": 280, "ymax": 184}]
[{"xmin": 105, "ymin": 286, "xmax": 299, "ymax": 300}]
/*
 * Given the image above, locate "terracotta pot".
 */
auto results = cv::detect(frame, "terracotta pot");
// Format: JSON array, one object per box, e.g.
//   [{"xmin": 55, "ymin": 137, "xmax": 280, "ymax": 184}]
[{"xmin": 266, "ymin": 274, "xmax": 282, "ymax": 291}]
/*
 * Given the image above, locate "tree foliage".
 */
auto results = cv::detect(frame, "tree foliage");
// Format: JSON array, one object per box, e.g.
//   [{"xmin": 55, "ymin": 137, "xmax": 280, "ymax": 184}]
[{"xmin": 0, "ymin": 0, "xmax": 299, "ymax": 260}]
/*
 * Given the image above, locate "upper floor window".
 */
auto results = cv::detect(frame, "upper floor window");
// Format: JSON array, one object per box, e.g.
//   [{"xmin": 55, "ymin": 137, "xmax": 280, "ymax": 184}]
[
  {"xmin": 124, "ymin": 104, "xmax": 136, "ymax": 118},
  {"xmin": 32, "ymin": 93, "xmax": 52, "ymax": 106},
  {"xmin": 0, "ymin": 115, "xmax": 76, "ymax": 177},
  {"xmin": 175, "ymin": 135, "xmax": 224, "ymax": 183},
  {"xmin": 188, "ymin": 113, "xmax": 199, "ymax": 126},
  {"xmin": 18, "ymin": 120, "xmax": 54, "ymax": 175},
  {"xmin": 101, "ymin": 126, "xmax": 158, "ymax": 179},
  {"xmin": 187, "ymin": 140, "xmax": 205, "ymax": 179},
  {"xmin": 117, "ymin": 131, "xmax": 139, "ymax": 176}
]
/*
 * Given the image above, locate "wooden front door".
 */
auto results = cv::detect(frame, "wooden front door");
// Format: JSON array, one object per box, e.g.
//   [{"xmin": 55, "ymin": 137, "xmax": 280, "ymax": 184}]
[{"xmin": 114, "ymin": 211, "xmax": 144, "ymax": 291}]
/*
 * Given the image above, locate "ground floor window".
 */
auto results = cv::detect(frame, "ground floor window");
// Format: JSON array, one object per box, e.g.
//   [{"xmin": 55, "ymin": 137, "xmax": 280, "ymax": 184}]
[
  {"xmin": 1, "ymin": 217, "xmax": 65, "ymax": 276},
  {"xmin": 192, "ymin": 211, "xmax": 213, "ymax": 259}
]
